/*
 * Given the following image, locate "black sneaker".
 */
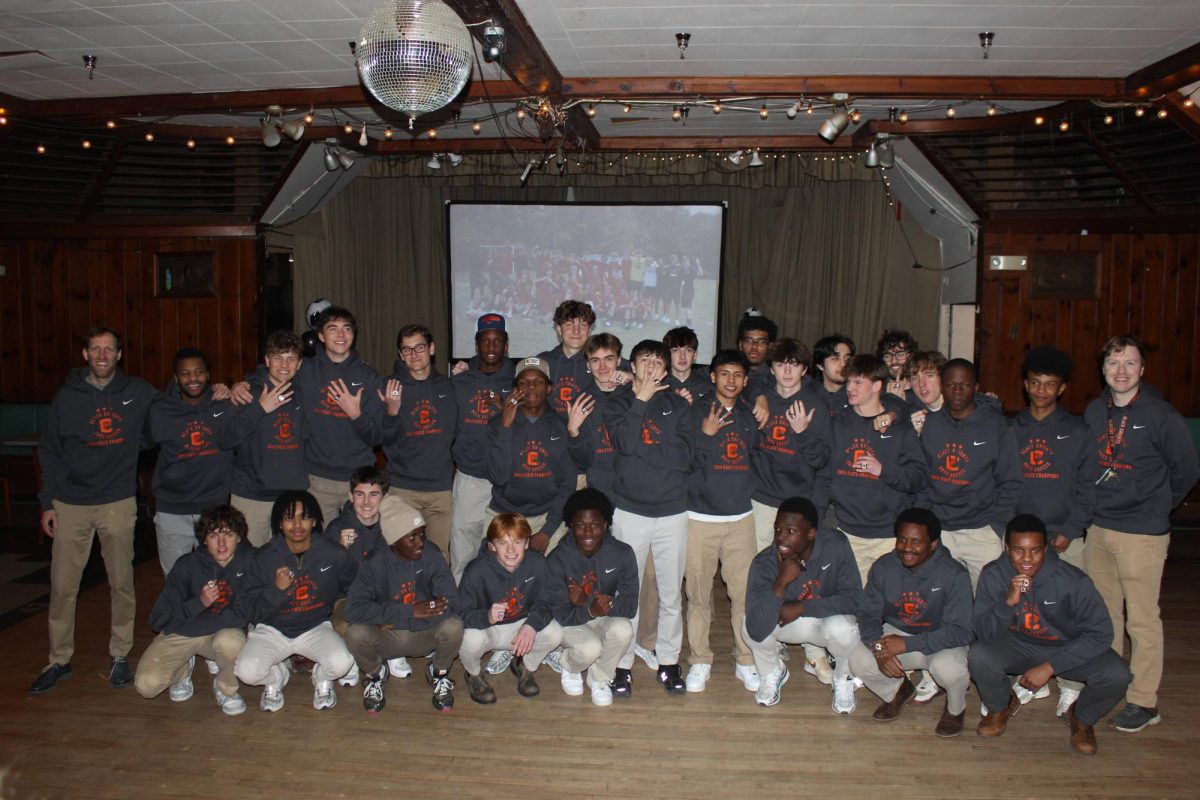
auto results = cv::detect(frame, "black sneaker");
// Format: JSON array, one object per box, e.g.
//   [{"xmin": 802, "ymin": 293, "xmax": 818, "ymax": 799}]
[
  {"xmin": 611, "ymin": 668, "xmax": 633, "ymax": 699},
  {"xmin": 109, "ymin": 656, "xmax": 133, "ymax": 688},
  {"xmin": 656, "ymin": 664, "xmax": 686, "ymax": 695},
  {"xmin": 362, "ymin": 673, "xmax": 386, "ymax": 714},
  {"xmin": 30, "ymin": 662, "xmax": 72, "ymax": 695},
  {"xmin": 1108, "ymin": 703, "xmax": 1161, "ymax": 733},
  {"xmin": 510, "ymin": 657, "xmax": 540, "ymax": 697},
  {"xmin": 430, "ymin": 667, "xmax": 455, "ymax": 712}
]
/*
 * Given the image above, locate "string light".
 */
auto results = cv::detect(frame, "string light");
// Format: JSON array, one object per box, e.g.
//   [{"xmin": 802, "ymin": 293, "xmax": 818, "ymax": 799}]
[
  {"xmin": 1134, "ymin": 106, "xmax": 1145, "ymax": 117},
  {"xmin": 759, "ymin": 105, "xmax": 769, "ymax": 119},
  {"xmin": 850, "ymin": 109, "xmax": 861, "ymax": 122},
  {"xmin": 81, "ymin": 139, "xmax": 91, "ymax": 149},
  {"xmin": 36, "ymin": 144, "xmax": 45, "ymax": 154},
  {"xmin": 945, "ymin": 107, "xmax": 956, "ymax": 118},
  {"xmin": 712, "ymin": 101, "xmax": 722, "ymax": 114},
  {"xmin": 105, "ymin": 120, "xmax": 116, "ymax": 129},
  {"xmin": 472, "ymin": 121, "xmax": 481, "ymax": 134},
  {"xmin": 622, "ymin": 103, "xmax": 631, "ymax": 113},
  {"xmin": 303, "ymin": 111, "xmax": 315, "ymax": 125},
  {"xmin": 225, "ymin": 135, "xmax": 235, "ymax": 145},
  {"xmin": 144, "ymin": 132, "xmax": 154, "ymax": 142},
  {"xmin": 986, "ymin": 105, "xmax": 998, "ymax": 117},
  {"xmin": 672, "ymin": 107, "xmax": 682, "ymax": 121},
  {"xmin": 1184, "ymin": 97, "xmax": 1195, "ymax": 109},
  {"xmin": 384, "ymin": 127, "xmax": 393, "ymax": 138},
  {"xmin": 1034, "ymin": 115, "xmax": 1045, "ymax": 126},
  {"xmin": 1156, "ymin": 108, "xmax": 1168, "ymax": 119},
  {"xmin": 586, "ymin": 103, "xmax": 596, "ymax": 118},
  {"xmin": 427, "ymin": 128, "xmax": 437, "ymax": 138},
  {"xmin": 0, "ymin": 115, "xmax": 7, "ymax": 125},
  {"xmin": 1058, "ymin": 119, "xmax": 1070, "ymax": 133},
  {"xmin": 1103, "ymin": 114, "xmax": 1114, "ymax": 125},
  {"xmin": 806, "ymin": 103, "xmax": 813, "ymax": 114},
  {"xmin": 898, "ymin": 110, "xmax": 908, "ymax": 123},
  {"xmin": 516, "ymin": 108, "xmax": 527, "ymax": 120},
  {"xmin": 186, "ymin": 139, "xmax": 196, "ymax": 149},
  {"xmin": 344, "ymin": 123, "xmax": 354, "ymax": 133}
]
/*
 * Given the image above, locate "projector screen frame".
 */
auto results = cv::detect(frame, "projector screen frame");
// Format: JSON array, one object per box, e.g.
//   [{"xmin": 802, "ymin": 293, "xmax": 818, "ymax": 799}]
[{"xmin": 445, "ymin": 200, "xmax": 728, "ymax": 361}]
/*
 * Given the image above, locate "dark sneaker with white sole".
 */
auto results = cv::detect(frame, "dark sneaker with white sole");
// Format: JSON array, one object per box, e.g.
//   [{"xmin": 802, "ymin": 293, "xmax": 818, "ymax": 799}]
[
  {"xmin": 30, "ymin": 663, "xmax": 72, "ymax": 695},
  {"xmin": 1108, "ymin": 703, "xmax": 1160, "ymax": 733},
  {"xmin": 656, "ymin": 664, "xmax": 686, "ymax": 695},
  {"xmin": 109, "ymin": 656, "xmax": 134, "ymax": 688}
]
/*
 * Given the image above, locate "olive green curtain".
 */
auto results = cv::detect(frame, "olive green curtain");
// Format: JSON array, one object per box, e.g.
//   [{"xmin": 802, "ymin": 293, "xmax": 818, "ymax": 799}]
[{"xmin": 285, "ymin": 152, "xmax": 942, "ymax": 373}]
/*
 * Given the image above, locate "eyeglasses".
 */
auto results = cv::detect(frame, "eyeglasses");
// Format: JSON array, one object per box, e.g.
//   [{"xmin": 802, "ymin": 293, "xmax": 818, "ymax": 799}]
[
  {"xmin": 882, "ymin": 349, "xmax": 911, "ymax": 362},
  {"xmin": 400, "ymin": 343, "xmax": 429, "ymax": 357}
]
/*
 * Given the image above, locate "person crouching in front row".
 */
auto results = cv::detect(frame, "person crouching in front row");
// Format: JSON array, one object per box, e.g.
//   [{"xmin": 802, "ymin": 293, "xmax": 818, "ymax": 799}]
[{"xmin": 459, "ymin": 512, "xmax": 563, "ymax": 704}]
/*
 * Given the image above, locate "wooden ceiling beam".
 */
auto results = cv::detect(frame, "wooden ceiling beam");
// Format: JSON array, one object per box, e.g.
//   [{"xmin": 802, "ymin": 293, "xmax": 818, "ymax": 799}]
[
  {"xmin": 444, "ymin": 0, "xmax": 600, "ymax": 148},
  {"xmin": 373, "ymin": 134, "xmax": 858, "ymax": 154},
  {"xmin": 558, "ymin": 75, "xmax": 1129, "ymax": 101},
  {"xmin": 1125, "ymin": 41, "xmax": 1200, "ymax": 99},
  {"xmin": 1164, "ymin": 91, "xmax": 1200, "ymax": 146}
]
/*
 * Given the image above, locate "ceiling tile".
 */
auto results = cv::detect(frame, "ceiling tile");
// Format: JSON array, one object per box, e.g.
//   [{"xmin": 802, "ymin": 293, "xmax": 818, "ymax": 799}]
[
  {"xmin": 176, "ymin": 41, "xmax": 265, "ymax": 61},
  {"xmin": 250, "ymin": 0, "xmax": 356, "ymax": 22},
  {"xmin": 138, "ymin": 24, "xmax": 234, "ymax": 45},
  {"xmin": 179, "ymin": 1, "xmax": 280, "ymax": 25},
  {"xmin": 98, "ymin": 3, "xmax": 206, "ymax": 26},
  {"xmin": 107, "ymin": 44, "xmax": 201, "ymax": 64}
]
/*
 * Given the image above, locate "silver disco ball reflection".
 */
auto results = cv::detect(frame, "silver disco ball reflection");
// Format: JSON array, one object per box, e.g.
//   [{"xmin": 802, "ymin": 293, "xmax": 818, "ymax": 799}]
[{"xmin": 356, "ymin": 0, "xmax": 473, "ymax": 119}]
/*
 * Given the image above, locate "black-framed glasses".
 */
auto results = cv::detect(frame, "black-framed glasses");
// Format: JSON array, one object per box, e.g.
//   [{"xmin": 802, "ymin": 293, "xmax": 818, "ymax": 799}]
[{"xmin": 400, "ymin": 343, "xmax": 429, "ymax": 357}]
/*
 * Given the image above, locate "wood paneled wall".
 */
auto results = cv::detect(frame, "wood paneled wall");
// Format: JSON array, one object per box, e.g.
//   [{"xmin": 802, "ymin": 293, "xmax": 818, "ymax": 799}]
[
  {"xmin": 0, "ymin": 234, "xmax": 262, "ymax": 403},
  {"xmin": 978, "ymin": 228, "xmax": 1200, "ymax": 416}
]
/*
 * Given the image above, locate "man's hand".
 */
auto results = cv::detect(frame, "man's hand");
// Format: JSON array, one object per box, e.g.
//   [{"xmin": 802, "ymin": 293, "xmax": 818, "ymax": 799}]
[
  {"xmin": 375, "ymin": 379, "xmax": 402, "ymax": 415},
  {"xmin": 589, "ymin": 593, "xmax": 613, "ymax": 617},
  {"xmin": 199, "ymin": 581, "xmax": 221, "ymax": 607},
  {"xmin": 1051, "ymin": 534, "xmax": 1071, "ymax": 553},
  {"xmin": 230, "ymin": 381, "xmax": 254, "ymax": 406},
  {"xmin": 876, "ymin": 653, "xmax": 906, "ymax": 679},
  {"xmin": 566, "ymin": 393, "xmax": 595, "ymax": 437},
  {"xmin": 451, "ymin": 360, "xmax": 469, "ymax": 376},
  {"xmin": 1018, "ymin": 662, "xmax": 1054, "ymax": 693},
  {"xmin": 41, "ymin": 509, "xmax": 57, "ymax": 538},
  {"xmin": 530, "ymin": 531, "xmax": 550, "ymax": 554},
  {"xmin": 210, "ymin": 383, "xmax": 232, "ymax": 401},
  {"xmin": 775, "ymin": 553, "xmax": 804, "ymax": 588},
  {"xmin": 631, "ymin": 361, "xmax": 669, "ymax": 402},
  {"xmin": 566, "ymin": 578, "xmax": 588, "ymax": 607},
  {"xmin": 500, "ymin": 390, "xmax": 524, "ymax": 427},
  {"xmin": 872, "ymin": 411, "xmax": 898, "ymax": 434},
  {"xmin": 511, "ymin": 625, "xmax": 536, "ymax": 658},
  {"xmin": 786, "ymin": 399, "xmax": 814, "ymax": 434},
  {"xmin": 327, "ymin": 378, "xmax": 363, "ymax": 420},
  {"xmin": 674, "ymin": 387, "xmax": 694, "ymax": 405},
  {"xmin": 854, "ymin": 452, "xmax": 883, "ymax": 478},
  {"xmin": 274, "ymin": 566, "xmax": 295, "ymax": 591},
  {"xmin": 258, "ymin": 381, "xmax": 292, "ymax": 413},
  {"xmin": 1007, "ymin": 574, "xmax": 1031, "ymax": 607},
  {"xmin": 338, "ymin": 528, "xmax": 358, "ymax": 549},
  {"xmin": 700, "ymin": 402, "xmax": 733, "ymax": 436},
  {"xmin": 874, "ymin": 634, "xmax": 907, "ymax": 659},
  {"xmin": 910, "ymin": 409, "xmax": 927, "ymax": 436},
  {"xmin": 413, "ymin": 597, "xmax": 450, "ymax": 619},
  {"xmin": 489, "ymin": 601, "xmax": 507, "ymax": 624},
  {"xmin": 752, "ymin": 395, "xmax": 770, "ymax": 428}
]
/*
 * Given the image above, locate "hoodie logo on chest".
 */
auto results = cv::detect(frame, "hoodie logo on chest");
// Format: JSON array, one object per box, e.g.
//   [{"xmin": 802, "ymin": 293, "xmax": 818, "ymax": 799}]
[
  {"xmin": 1012, "ymin": 599, "xmax": 1058, "ymax": 641},
  {"xmin": 838, "ymin": 436, "xmax": 879, "ymax": 481},
  {"xmin": 517, "ymin": 441, "xmax": 551, "ymax": 476},
  {"xmin": 270, "ymin": 412, "xmax": 298, "ymax": 450},
  {"xmin": 180, "ymin": 419, "xmax": 218, "ymax": 457},
  {"xmin": 393, "ymin": 579, "xmax": 417, "ymax": 605},
  {"xmin": 469, "ymin": 390, "xmax": 501, "ymax": 424},
  {"xmin": 933, "ymin": 442, "xmax": 970, "ymax": 485},
  {"xmin": 410, "ymin": 399, "xmax": 441, "ymax": 435},
  {"xmin": 718, "ymin": 430, "xmax": 748, "ymax": 469},
  {"xmin": 89, "ymin": 407, "xmax": 126, "ymax": 447},
  {"xmin": 641, "ymin": 418, "xmax": 663, "ymax": 446},
  {"xmin": 206, "ymin": 579, "xmax": 233, "ymax": 614},
  {"xmin": 554, "ymin": 378, "xmax": 579, "ymax": 412},
  {"xmin": 501, "ymin": 585, "xmax": 527, "ymax": 621},
  {"xmin": 284, "ymin": 575, "xmax": 322, "ymax": 614},
  {"xmin": 895, "ymin": 590, "xmax": 929, "ymax": 627},
  {"xmin": 1020, "ymin": 436, "xmax": 1059, "ymax": 478}
]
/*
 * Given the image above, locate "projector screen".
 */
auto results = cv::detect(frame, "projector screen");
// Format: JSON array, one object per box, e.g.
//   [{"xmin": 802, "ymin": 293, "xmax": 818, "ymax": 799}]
[{"xmin": 448, "ymin": 202, "xmax": 724, "ymax": 360}]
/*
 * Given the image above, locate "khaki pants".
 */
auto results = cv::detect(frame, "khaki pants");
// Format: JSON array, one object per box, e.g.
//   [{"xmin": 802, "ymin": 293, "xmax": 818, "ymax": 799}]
[
  {"xmin": 49, "ymin": 498, "xmax": 137, "ymax": 663},
  {"xmin": 940, "ymin": 526, "xmax": 1003, "ymax": 594},
  {"xmin": 234, "ymin": 621, "xmax": 354, "ymax": 686},
  {"xmin": 153, "ymin": 512, "xmax": 199, "ymax": 576},
  {"xmin": 391, "ymin": 488, "xmax": 452, "ymax": 560},
  {"xmin": 636, "ymin": 556, "xmax": 659, "ymax": 651},
  {"xmin": 613, "ymin": 509, "xmax": 689, "ymax": 668},
  {"xmin": 460, "ymin": 619, "xmax": 564, "ymax": 676},
  {"xmin": 685, "ymin": 516, "xmax": 756, "ymax": 667},
  {"xmin": 744, "ymin": 614, "xmax": 859, "ymax": 681},
  {"xmin": 751, "ymin": 499, "xmax": 777, "ymax": 552},
  {"xmin": 449, "ymin": 472, "xmax": 494, "ymax": 583},
  {"xmin": 848, "ymin": 624, "xmax": 969, "ymax": 715},
  {"xmin": 345, "ymin": 617, "xmax": 464, "ymax": 676},
  {"xmin": 1084, "ymin": 526, "xmax": 1169, "ymax": 708},
  {"xmin": 230, "ymin": 495, "xmax": 274, "ymax": 548},
  {"xmin": 1058, "ymin": 536, "xmax": 1087, "ymax": 570},
  {"xmin": 307, "ymin": 474, "xmax": 350, "ymax": 528},
  {"xmin": 561, "ymin": 617, "xmax": 634, "ymax": 684},
  {"xmin": 135, "ymin": 629, "xmax": 246, "ymax": 698},
  {"xmin": 841, "ymin": 529, "xmax": 897, "ymax": 587}
]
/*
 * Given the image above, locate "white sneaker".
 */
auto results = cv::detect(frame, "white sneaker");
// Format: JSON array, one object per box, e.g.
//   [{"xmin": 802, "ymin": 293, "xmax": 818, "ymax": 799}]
[
  {"xmin": 338, "ymin": 662, "xmax": 360, "ymax": 687},
  {"xmin": 388, "ymin": 657, "xmax": 413, "ymax": 678},
  {"xmin": 913, "ymin": 671, "xmax": 940, "ymax": 703},
  {"xmin": 735, "ymin": 663, "xmax": 761, "ymax": 692},
  {"xmin": 561, "ymin": 670, "xmax": 584, "ymax": 696},
  {"xmin": 213, "ymin": 683, "xmax": 246, "ymax": 716},
  {"xmin": 313, "ymin": 678, "xmax": 337, "ymax": 710},
  {"xmin": 832, "ymin": 676, "xmax": 860, "ymax": 714},
  {"xmin": 169, "ymin": 656, "xmax": 195, "ymax": 702},
  {"xmin": 1056, "ymin": 685, "xmax": 1082, "ymax": 717},
  {"xmin": 587, "ymin": 674, "xmax": 613, "ymax": 707},
  {"xmin": 755, "ymin": 665, "xmax": 790, "ymax": 707},
  {"xmin": 777, "ymin": 642, "xmax": 791, "ymax": 662},
  {"xmin": 543, "ymin": 649, "xmax": 565, "ymax": 674},
  {"xmin": 685, "ymin": 663, "xmax": 711, "ymax": 693},
  {"xmin": 205, "ymin": 658, "xmax": 220, "ymax": 676},
  {"xmin": 803, "ymin": 656, "xmax": 833, "ymax": 686},
  {"xmin": 485, "ymin": 651, "xmax": 513, "ymax": 675},
  {"xmin": 1013, "ymin": 679, "xmax": 1050, "ymax": 705},
  {"xmin": 259, "ymin": 663, "xmax": 289, "ymax": 712},
  {"xmin": 633, "ymin": 644, "xmax": 659, "ymax": 671}
]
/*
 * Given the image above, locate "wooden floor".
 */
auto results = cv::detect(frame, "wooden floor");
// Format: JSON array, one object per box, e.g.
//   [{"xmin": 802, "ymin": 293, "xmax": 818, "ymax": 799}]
[{"xmin": 2, "ymin": 545, "xmax": 1199, "ymax": 800}]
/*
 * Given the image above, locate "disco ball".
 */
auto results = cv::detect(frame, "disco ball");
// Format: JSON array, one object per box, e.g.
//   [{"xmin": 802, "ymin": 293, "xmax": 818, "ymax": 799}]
[{"xmin": 356, "ymin": 0, "xmax": 474, "ymax": 120}]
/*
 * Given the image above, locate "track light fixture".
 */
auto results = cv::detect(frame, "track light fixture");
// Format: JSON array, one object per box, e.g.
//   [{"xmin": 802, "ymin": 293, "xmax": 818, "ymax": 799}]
[
  {"xmin": 676, "ymin": 32, "xmax": 690, "ymax": 59},
  {"xmin": 786, "ymin": 101, "xmax": 801, "ymax": 119},
  {"xmin": 323, "ymin": 140, "xmax": 356, "ymax": 172},
  {"xmin": 359, "ymin": 123, "xmax": 368, "ymax": 147},
  {"xmin": 877, "ymin": 138, "xmax": 894, "ymax": 169},
  {"xmin": 427, "ymin": 154, "xmax": 441, "ymax": 170},
  {"xmin": 865, "ymin": 142, "xmax": 880, "ymax": 168},
  {"xmin": 748, "ymin": 150, "xmax": 764, "ymax": 168},
  {"xmin": 82, "ymin": 54, "xmax": 97, "ymax": 80},
  {"xmin": 979, "ymin": 31, "xmax": 994, "ymax": 59},
  {"xmin": 281, "ymin": 118, "xmax": 305, "ymax": 141},
  {"xmin": 818, "ymin": 105, "xmax": 851, "ymax": 143},
  {"xmin": 727, "ymin": 150, "xmax": 744, "ymax": 166},
  {"xmin": 483, "ymin": 26, "xmax": 506, "ymax": 62}
]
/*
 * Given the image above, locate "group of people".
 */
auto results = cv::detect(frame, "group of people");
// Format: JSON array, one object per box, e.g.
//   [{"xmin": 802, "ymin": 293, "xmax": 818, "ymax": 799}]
[{"xmin": 30, "ymin": 298, "xmax": 1197, "ymax": 756}]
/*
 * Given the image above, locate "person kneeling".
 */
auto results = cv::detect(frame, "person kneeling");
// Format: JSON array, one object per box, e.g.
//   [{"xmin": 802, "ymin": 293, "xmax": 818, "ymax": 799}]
[
  {"xmin": 546, "ymin": 488, "xmax": 638, "ymax": 706},
  {"xmin": 234, "ymin": 491, "xmax": 357, "ymax": 712},
  {"xmin": 135, "ymin": 505, "xmax": 253, "ymax": 715},
  {"xmin": 743, "ymin": 497, "xmax": 863, "ymax": 711},
  {"xmin": 344, "ymin": 495, "xmax": 463, "ymax": 713},
  {"xmin": 969, "ymin": 514, "xmax": 1130, "ymax": 755},
  {"xmin": 459, "ymin": 512, "xmax": 563, "ymax": 703},
  {"xmin": 848, "ymin": 508, "xmax": 972, "ymax": 736}
]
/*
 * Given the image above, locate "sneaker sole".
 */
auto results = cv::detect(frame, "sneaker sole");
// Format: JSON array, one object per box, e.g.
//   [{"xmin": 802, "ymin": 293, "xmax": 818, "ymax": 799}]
[{"xmin": 1111, "ymin": 714, "xmax": 1161, "ymax": 733}]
